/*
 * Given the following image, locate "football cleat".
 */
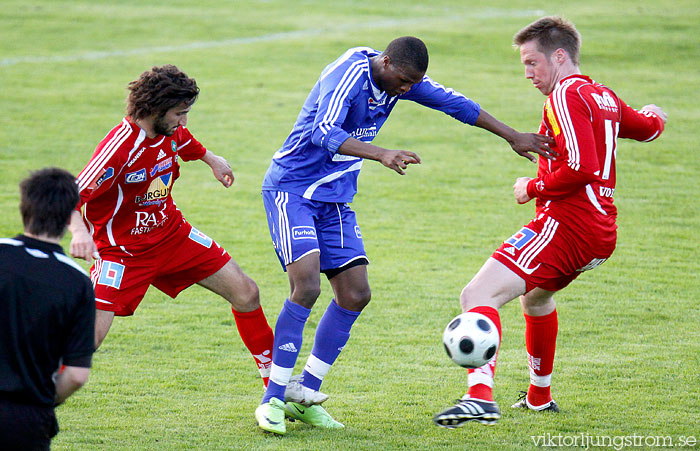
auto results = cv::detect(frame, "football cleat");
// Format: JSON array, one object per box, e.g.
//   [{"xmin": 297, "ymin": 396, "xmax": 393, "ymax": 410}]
[
  {"xmin": 433, "ymin": 396, "xmax": 501, "ymax": 427},
  {"xmin": 284, "ymin": 402, "xmax": 345, "ymax": 429},
  {"xmin": 284, "ymin": 375, "xmax": 329, "ymax": 406},
  {"xmin": 255, "ymin": 397, "xmax": 286, "ymax": 435},
  {"xmin": 511, "ymin": 391, "xmax": 559, "ymax": 412}
]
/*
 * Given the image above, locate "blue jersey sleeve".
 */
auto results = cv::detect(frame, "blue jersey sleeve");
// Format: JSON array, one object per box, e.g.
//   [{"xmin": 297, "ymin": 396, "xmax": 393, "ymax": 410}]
[
  {"xmin": 401, "ymin": 75, "xmax": 481, "ymax": 125},
  {"xmin": 311, "ymin": 57, "xmax": 367, "ymax": 155}
]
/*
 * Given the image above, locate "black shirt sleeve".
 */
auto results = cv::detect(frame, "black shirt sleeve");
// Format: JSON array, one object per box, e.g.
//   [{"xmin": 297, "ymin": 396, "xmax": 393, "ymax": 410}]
[{"xmin": 61, "ymin": 280, "xmax": 95, "ymax": 368}]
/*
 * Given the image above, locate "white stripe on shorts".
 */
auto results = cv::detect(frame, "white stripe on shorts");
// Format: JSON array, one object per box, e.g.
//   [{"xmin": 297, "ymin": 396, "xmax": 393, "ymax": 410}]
[
  {"xmin": 335, "ymin": 203, "xmax": 344, "ymax": 248},
  {"xmin": 515, "ymin": 216, "xmax": 559, "ymax": 274},
  {"xmin": 275, "ymin": 192, "xmax": 292, "ymax": 264}
]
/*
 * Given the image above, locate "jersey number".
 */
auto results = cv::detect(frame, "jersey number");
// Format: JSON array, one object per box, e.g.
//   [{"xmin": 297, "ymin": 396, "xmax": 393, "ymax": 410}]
[{"xmin": 602, "ymin": 119, "xmax": 620, "ymax": 180}]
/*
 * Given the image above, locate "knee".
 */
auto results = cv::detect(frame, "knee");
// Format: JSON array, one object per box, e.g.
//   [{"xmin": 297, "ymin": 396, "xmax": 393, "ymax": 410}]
[
  {"xmin": 459, "ymin": 283, "xmax": 480, "ymax": 312},
  {"xmin": 520, "ymin": 293, "xmax": 555, "ymax": 316},
  {"xmin": 337, "ymin": 286, "xmax": 371, "ymax": 312},
  {"xmin": 290, "ymin": 281, "xmax": 322, "ymax": 309},
  {"xmin": 231, "ymin": 277, "xmax": 261, "ymax": 312},
  {"xmin": 243, "ymin": 278, "xmax": 261, "ymax": 308}
]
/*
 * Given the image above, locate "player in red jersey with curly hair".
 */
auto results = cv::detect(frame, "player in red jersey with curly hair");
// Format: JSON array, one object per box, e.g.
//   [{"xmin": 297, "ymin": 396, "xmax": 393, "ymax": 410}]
[
  {"xmin": 434, "ymin": 17, "xmax": 667, "ymax": 427},
  {"xmin": 69, "ymin": 65, "xmax": 274, "ymax": 387}
]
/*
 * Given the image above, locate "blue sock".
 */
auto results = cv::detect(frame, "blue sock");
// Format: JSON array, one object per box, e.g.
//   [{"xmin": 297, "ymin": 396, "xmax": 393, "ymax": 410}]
[
  {"xmin": 301, "ymin": 299, "xmax": 360, "ymax": 391},
  {"xmin": 262, "ymin": 299, "xmax": 310, "ymax": 404}
]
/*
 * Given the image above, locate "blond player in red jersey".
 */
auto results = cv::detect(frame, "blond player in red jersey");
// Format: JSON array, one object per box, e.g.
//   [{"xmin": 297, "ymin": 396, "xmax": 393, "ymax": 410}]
[
  {"xmin": 434, "ymin": 17, "xmax": 667, "ymax": 427},
  {"xmin": 68, "ymin": 65, "xmax": 274, "ymax": 386}
]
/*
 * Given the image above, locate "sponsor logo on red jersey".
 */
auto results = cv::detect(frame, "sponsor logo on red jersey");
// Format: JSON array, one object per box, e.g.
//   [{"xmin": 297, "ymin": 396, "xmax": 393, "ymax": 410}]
[
  {"xmin": 127, "ymin": 148, "xmax": 146, "ymax": 167},
  {"xmin": 91, "ymin": 167, "xmax": 114, "ymax": 189},
  {"xmin": 125, "ymin": 168, "xmax": 147, "ymax": 184},
  {"xmin": 131, "ymin": 208, "xmax": 168, "ymax": 235},
  {"xmin": 150, "ymin": 157, "xmax": 172, "ymax": 177},
  {"xmin": 134, "ymin": 173, "xmax": 172, "ymax": 205},
  {"xmin": 599, "ymin": 186, "xmax": 615, "ymax": 197},
  {"xmin": 590, "ymin": 91, "xmax": 618, "ymax": 113}
]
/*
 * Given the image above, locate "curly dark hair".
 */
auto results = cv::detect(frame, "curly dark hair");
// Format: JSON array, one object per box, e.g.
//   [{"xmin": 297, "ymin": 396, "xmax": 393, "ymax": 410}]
[{"xmin": 126, "ymin": 65, "xmax": 199, "ymax": 120}]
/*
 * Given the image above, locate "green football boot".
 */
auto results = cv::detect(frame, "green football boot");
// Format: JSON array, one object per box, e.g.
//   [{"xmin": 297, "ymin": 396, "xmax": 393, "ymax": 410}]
[
  {"xmin": 284, "ymin": 402, "xmax": 345, "ymax": 429},
  {"xmin": 255, "ymin": 397, "xmax": 286, "ymax": 435}
]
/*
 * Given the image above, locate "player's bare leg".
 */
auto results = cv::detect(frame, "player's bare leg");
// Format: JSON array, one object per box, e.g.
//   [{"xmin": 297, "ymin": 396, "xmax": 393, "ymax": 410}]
[
  {"xmin": 258, "ymin": 252, "xmax": 326, "ymax": 436},
  {"xmin": 286, "ymin": 252, "xmax": 322, "ymax": 309},
  {"xmin": 513, "ymin": 288, "xmax": 559, "ymax": 412},
  {"xmin": 460, "ymin": 257, "xmax": 526, "ymax": 312},
  {"xmin": 284, "ymin": 264, "xmax": 370, "ymax": 430},
  {"xmin": 520, "ymin": 288, "xmax": 555, "ymax": 316},
  {"xmin": 435, "ymin": 258, "xmax": 527, "ymax": 427},
  {"xmin": 277, "ymin": 254, "xmax": 329, "ymax": 405},
  {"xmin": 94, "ymin": 309, "xmax": 115, "ymax": 350},
  {"xmin": 198, "ymin": 259, "xmax": 274, "ymax": 387},
  {"xmin": 197, "ymin": 259, "xmax": 260, "ymax": 312},
  {"xmin": 461, "ymin": 258, "xmax": 526, "ymax": 401},
  {"xmin": 328, "ymin": 264, "xmax": 371, "ymax": 312}
]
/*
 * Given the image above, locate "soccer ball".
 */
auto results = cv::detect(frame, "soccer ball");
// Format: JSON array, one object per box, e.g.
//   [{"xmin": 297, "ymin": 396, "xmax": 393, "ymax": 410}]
[{"xmin": 442, "ymin": 312, "xmax": 499, "ymax": 369}]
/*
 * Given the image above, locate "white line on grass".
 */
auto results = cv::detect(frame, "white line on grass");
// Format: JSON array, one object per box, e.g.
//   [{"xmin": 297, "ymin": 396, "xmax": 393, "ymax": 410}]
[{"xmin": 1, "ymin": 9, "xmax": 544, "ymax": 67}]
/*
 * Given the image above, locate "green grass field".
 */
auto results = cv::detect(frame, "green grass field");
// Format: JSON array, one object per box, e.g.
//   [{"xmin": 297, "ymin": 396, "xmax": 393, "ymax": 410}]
[{"xmin": 1, "ymin": 1, "xmax": 698, "ymax": 449}]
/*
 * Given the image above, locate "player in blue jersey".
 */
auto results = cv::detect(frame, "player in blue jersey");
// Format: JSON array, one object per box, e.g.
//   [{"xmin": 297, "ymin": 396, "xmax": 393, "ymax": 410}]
[{"xmin": 255, "ymin": 36, "xmax": 555, "ymax": 434}]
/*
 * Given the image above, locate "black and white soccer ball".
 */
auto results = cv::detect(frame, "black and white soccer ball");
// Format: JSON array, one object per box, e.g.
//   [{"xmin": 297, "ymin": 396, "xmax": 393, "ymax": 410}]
[{"xmin": 442, "ymin": 312, "xmax": 499, "ymax": 369}]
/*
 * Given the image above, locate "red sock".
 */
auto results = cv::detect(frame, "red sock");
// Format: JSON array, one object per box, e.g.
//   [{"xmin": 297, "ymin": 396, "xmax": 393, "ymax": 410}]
[
  {"xmin": 524, "ymin": 309, "xmax": 558, "ymax": 407},
  {"xmin": 466, "ymin": 306, "xmax": 502, "ymax": 402},
  {"xmin": 232, "ymin": 306, "xmax": 274, "ymax": 388}
]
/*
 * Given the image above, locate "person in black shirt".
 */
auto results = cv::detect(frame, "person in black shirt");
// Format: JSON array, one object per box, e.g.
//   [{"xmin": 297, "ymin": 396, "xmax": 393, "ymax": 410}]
[{"xmin": 0, "ymin": 168, "xmax": 95, "ymax": 450}]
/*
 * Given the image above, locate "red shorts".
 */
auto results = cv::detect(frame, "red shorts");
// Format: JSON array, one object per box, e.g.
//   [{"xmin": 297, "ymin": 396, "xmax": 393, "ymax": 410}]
[
  {"xmin": 90, "ymin": 220, "xmax": 231, "ymax": 316},
  {"xmin": 492, "ymin": 213, "xmax": 616, "ymax": 292}
]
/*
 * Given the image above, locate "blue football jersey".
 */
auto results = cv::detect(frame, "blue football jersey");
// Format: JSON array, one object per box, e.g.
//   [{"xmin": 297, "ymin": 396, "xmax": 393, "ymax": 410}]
[{"xmin": 262, "ymin": 47, "xmax": 481, "ymax": 203}]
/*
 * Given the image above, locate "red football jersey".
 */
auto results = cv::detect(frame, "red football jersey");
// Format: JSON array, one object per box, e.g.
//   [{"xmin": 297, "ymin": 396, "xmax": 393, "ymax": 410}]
[
  {"xmin": 76, "ymin": 118, "xmax": 207, "ymax": 254},
  {"xmin": 527, "ymin": 75, "xmax": 664, "ymax": 237}
]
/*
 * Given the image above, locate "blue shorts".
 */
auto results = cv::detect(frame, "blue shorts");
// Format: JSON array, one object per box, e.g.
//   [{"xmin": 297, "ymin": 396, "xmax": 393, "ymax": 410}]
[{"xmin": 262, "ymin": 190, "xmax": 368, "ymax": 272}]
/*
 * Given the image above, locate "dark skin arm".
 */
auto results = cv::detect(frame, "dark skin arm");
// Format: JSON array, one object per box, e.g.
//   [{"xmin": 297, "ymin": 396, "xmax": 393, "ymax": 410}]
[
  {"xmin": 336, "ymin": 109, "xmax": 554, "ymax": 175},
  {"xmin": 338, "ymin": 137, "xmax": 421, "ymax": 175},
  {"xmin": 474, "ymin": 109, "xmax": 557, "ymax": 162}
]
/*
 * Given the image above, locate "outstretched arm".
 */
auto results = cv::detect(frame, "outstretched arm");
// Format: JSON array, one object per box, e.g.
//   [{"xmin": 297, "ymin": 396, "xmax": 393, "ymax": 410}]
[
  {"xmin": 338, "ymin": 137, "xmax": 421, "ymax": 175},
  {"xmin": 399, "ymin": 76, "xmax": 555, "ymax": 162},
  {"xmin": 474, "ymin": 109, "xmax": 556, "ymax": 163},
  {"xmin": 201, "ymin": 150, "xmax": 234, "ymax": 188}
]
